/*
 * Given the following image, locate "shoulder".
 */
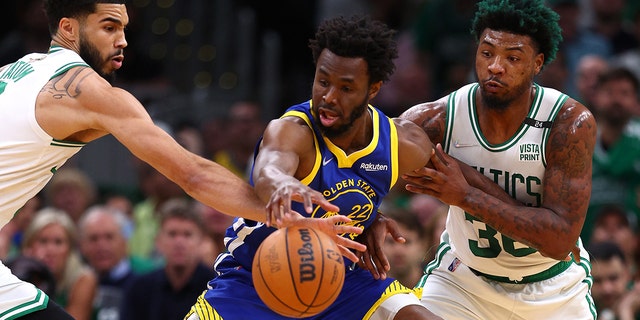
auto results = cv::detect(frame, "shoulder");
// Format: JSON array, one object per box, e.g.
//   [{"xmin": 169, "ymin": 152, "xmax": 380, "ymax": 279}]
[
  {"xmin": 554, "ymin": 97, "xmax": 597, "ymax": 136},
  {"xmin": 400, "ymin": 96, "xmax": 449, "ymax": 144}
]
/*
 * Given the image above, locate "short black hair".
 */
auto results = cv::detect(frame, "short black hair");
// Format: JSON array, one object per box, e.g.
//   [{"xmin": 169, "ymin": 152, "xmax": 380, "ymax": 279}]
[
  {"xmin": 308, "ymin": 15, "xmax": 398, "ymax": 84},
  {"xmin": 157, "ymin": 198, "xmax": 204, "ymax": 232},
  {"xmin": 597, "ymin": 66, "xmax": 640, "ymax": 94},
  {"xmin": 471, "ymin": 0, "xmax": 562, "ymax": 66},
  {"xmin": 587, "ymin": 241, "xmax": 626, "ymax": 264},
  {"xmin": 44, "ymin": 0, "xmax": 127, "ymax": 35}
]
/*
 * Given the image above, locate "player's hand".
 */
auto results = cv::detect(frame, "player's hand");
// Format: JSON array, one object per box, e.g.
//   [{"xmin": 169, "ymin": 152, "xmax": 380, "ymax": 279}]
[
  {"xmin": 265, "ymin": 183, "xmax": 339, "ymax": 227},
  {"xmin": 356, "ymin": 212, "xmax": 405, "ymax": 280},
  {"xmin": 280, "ymin": 212, "xmax": 366, "ymax": 263},
  {"xmin": 403, "ymin": 143, "xmax": 469, "ymax": 206}
]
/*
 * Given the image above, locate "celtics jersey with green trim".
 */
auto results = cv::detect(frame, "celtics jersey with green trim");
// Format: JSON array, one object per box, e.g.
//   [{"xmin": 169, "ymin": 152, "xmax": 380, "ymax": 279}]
[
  {"xmin": 0, "ymin": 47, "xmax": 87, "ymax": 228},
  {"xmin": 441, "ymin": 83, "xmax": 579, "ymax": 281}
]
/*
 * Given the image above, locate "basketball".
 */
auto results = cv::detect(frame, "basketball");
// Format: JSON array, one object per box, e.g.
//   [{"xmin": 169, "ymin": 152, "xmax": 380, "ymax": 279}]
[{"xmin": 252, "ymin": 226, "xmax": 346, "ymax": 318}]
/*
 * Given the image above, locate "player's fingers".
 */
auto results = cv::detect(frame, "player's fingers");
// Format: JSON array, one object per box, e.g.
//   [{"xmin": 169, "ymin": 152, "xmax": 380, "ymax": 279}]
[
  {"xmin": 430, "ymin": 143, "xmax": 449, "ymax": 170},
  {"xmin": 312, "ymin": 194, "xmax": 340, "ymax": 213},
  {"xmin": 337, "ymin": 245, "xmax": 360, "ymax": 263},
  {"xmin": 334, "ymin": 236, "xmax": 366, "ymax": 253},
  {"xmin": 404, "ymin": 183, "xmax": 439, "ymax": 197},
  {"xmin": 361, "ymin": 250, "xmax": 380, "ymax": 279}
]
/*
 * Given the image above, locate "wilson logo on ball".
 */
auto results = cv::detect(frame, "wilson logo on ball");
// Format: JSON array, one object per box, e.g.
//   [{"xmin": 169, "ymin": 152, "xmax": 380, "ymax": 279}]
[{"xmin": 297, "ymin": 228, "xmax": 316, "ymax": 282}]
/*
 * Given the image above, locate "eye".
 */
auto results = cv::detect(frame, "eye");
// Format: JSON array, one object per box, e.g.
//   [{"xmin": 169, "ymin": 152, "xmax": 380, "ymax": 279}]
[
  {"xmin": 341, "ymin": 86, "xmax": 352, "ymax": 93},
  {"xmin": 508, "ymin": 56, "xmax": 520, "ymax": 62}
]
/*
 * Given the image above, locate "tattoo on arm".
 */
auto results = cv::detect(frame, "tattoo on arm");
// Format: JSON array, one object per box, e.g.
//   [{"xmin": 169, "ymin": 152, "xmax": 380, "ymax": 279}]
[{"xmin": 42, "ymin": 67, "xmax": 91, "ymax": 99}]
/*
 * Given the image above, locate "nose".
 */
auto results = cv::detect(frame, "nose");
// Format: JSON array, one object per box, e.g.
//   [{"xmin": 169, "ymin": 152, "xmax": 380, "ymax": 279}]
[
  {"xmin": 323, "ymin": 87, "xmax": 337, "ymax": 104},
  {"xmin": 488, "ymin": 56, "xmax": 505, "ymax": 74},
  {"xmin": 116, "ymin": 32, "xmax": 128, "ymax": 49}
]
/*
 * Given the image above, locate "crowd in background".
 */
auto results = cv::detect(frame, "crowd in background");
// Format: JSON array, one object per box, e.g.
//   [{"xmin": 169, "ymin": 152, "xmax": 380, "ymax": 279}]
[{"xmin": 0, "ymin": 0, "xmax": 639, "ymax": 319}]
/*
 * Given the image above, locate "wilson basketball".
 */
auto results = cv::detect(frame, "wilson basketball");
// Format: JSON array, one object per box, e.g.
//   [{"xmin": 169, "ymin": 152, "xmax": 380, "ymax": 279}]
[{"xmin": 252, "ymin": 226, "xmax": 345, "ymax": 318}]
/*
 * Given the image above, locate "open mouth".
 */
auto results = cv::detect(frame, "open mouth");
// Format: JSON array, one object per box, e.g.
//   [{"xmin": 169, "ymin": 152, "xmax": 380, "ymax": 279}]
[{"xmin": 318, "ymin": 108, "xmax": 339, "ymax": 127}]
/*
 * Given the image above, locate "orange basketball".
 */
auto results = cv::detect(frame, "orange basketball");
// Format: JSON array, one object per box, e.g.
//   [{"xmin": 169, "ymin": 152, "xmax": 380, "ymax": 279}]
[{"xmin": 252, "ymin": 226, "xmax": 346, "ymax": 318}]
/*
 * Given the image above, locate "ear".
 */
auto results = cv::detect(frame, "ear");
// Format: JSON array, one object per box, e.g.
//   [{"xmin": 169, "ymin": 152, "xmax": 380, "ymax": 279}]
[
  {"xmin": 368, "ymin": 81, "xmax": 383, "ymax": 100},
  {"xmin": 58, "ymin": 17, "xmax": 80, "ymax": 42},
  {"xmin": 534, "ymin": 53, "xmax": 544, "ymax": 75}
]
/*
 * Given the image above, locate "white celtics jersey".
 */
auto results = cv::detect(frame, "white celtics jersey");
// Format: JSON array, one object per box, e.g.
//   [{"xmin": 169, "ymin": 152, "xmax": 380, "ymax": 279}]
[
  {"xmin": 0, "ymin": 47, "xmax": 87, "ymax": 228},
  {"xmin": 441, "ymin": 83, "xmax": 574, "ymax": 281}
]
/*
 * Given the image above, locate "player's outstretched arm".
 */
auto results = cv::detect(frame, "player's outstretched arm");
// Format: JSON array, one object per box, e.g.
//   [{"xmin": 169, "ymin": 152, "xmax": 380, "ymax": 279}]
[{"xmin": 42, "ymin": 68, "xmax": 284, "ymax": 223}]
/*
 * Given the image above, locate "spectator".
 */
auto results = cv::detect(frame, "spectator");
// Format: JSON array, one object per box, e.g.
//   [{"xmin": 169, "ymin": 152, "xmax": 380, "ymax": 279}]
[
  {"xmin": 588, "ymin": 0, "xmax": 638, "ymax": 55},
  {"xmin": 22, "ymin": 207, "xmax": 97, "ymax": 320},
  {"xmin": 79, "ymin": 205, "xmax": 156, "ymax": 320},
  {"xmin": 584, "ymin": 66, "xmax": 640, "ymax": 243},
  {"xmin": 174, "ymin": 120, "xmax": 206, "ymax": 157},
  {"xmin": 212, "ymin": 101, "xmax": 265, "ymax": 180},
  {"xmin": 590, "ymin": 204, "xmax": 638, "ymax": 276},
  {"xmin": 0, "ymin": 193, "xmax": 43, "ymax": 260},
  {"xmin": 193, "ymin": 201, "xmax": 234, "ymax": 268},
  {"xmin": 574, "ymin": 54, "xmax": 609, "ymax": 112},
  {"xmin": 381, "ymin": 207, "xmax": 429, "ymax": 287},
  {"xmin": 588, "ymin": 241, "xmax": 634, "ymax": 320},
  {"xmin": 120, "ymin": 198, "xmax": 215, "ymax": 320},
  {"xmin": 128, "ymin": 161, "xmax": 187, "ymax": 262},
  {"xmin": 548, "ymin": 0, "xmax": 611, "ymax": 97},
  {"xmin": 407, "ymin": 194, "xmax": 448, "ymax": 228},
  {"xmin": 5, "ymin": 255, "xmax": 56, "ymax": 298},
  {"xmin": 44, "ymin": 167, "xmax": 97, "ymax": 223}
]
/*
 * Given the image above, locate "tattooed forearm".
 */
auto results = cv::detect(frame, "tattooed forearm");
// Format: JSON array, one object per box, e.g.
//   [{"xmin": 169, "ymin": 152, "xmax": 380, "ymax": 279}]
[{"xmin": 42, "ymin": 67, "xmax": 91, "ymax": 99}]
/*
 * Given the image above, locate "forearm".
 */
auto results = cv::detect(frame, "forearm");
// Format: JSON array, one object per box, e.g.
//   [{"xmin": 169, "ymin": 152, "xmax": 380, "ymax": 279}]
[
  {"xmin": 457, "ymin": 186, "xmax": 576, "ymax": 259},
  {"xmin": 459, "ymin": 160, "xmax": 520, "ymax": 206},
  {"xmin": 182, "ymin": 158, "xmax": 267, "ymax": 222}
]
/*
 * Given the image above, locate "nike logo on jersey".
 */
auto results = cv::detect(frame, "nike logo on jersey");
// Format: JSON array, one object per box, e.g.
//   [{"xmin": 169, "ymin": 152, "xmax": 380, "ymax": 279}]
[
  {"xmin": 322, "ymin": 157, "xmax": 333, "ymax": 166},
  {"xmin": 453, "ymin": 140, "xmax": 478, "ymax": 148}
]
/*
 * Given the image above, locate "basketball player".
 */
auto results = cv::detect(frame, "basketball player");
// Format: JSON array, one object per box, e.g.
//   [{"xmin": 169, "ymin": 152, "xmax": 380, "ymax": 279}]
[
  {"xmin": 0, "ymin": 1, "xmax": 363, "ymax": 318},
  {"xmin": 185, "ymin": 15, "xmax": 441, "ymax": 320},
  {"xmin": 397, "ymin": 0, "xmax": 597, "ymax": 318}
]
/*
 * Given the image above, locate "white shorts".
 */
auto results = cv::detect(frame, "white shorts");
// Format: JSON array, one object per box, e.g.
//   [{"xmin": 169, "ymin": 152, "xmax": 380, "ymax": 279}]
[
  {"xmin": 417, "ymin": 249, "xmax": 596, "ymax": 320},
  {"xmin": 0, "ymin": 261, "xmax": 48, "ymax": 320}
]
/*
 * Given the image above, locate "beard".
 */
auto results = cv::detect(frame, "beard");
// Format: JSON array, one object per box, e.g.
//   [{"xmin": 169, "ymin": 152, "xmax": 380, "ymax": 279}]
[
  {"xmin": 78, "ymin": 31, "xmax": 117, "ymax": 83},
  {"xmin": 479, "ymin": 77, "xmax": 532, "ymax": 111},
  {"xmin": 314, "ymin": 95, "xmax": 369, "ymax": 139},
  {"xmin": 601, "ymin": 103, "xmax": 631, "ymax": 127}
]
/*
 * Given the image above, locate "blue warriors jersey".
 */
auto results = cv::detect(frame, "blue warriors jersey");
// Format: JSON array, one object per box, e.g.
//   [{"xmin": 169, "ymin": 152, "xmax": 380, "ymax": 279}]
[
  {"xmin": 198, "ymin": 100, "xmax": 415, "ymax": 320},
  {"xmin": 217, "ymin": 100, "xmax": 399, "ymax": 272}
]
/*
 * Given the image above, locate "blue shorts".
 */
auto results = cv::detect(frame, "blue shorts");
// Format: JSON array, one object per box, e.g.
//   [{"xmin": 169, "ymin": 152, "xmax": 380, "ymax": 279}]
[{"xmin": 186, "ymin": 260, "xmax": 414, "ymax": 320}]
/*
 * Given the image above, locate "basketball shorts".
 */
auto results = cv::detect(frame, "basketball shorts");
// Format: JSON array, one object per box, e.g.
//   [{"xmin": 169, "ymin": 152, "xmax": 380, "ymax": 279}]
[
  {"xmin": 185, "ymin": 261, "xmax": 421, "ymax": 320},
  {"xmin": 416, "ymin": 246, "xmax": 596, "ymax": 320},
  {"xmin": 0, "ymin": 261, "xmax": 49, "ymax": 320}
]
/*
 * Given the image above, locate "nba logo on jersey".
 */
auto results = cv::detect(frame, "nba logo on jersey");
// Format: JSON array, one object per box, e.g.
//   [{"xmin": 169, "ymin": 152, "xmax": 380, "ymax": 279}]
[{"xmin": 448, "ymin": 257, "xmax": 461, "ymax": 272}]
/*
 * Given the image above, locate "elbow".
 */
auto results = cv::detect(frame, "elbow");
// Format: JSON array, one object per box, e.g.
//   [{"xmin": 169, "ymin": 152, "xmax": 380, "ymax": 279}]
[{"xmin": 538, "ymin": 236, "xmax": 579, "ymax": 261}]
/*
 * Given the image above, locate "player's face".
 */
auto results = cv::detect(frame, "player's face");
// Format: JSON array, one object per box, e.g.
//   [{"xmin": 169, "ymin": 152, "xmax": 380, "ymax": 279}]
[
  {"xmin": 475, "ymin": 29, "xmax": 544, "ymax": 110},
  {"xmin": 78, "ymin": 4, "xmax": 128, "ymax": 82},
  {"xmin": 311, "ymin": 49, "xmax": 380, "ymax": 138}
]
